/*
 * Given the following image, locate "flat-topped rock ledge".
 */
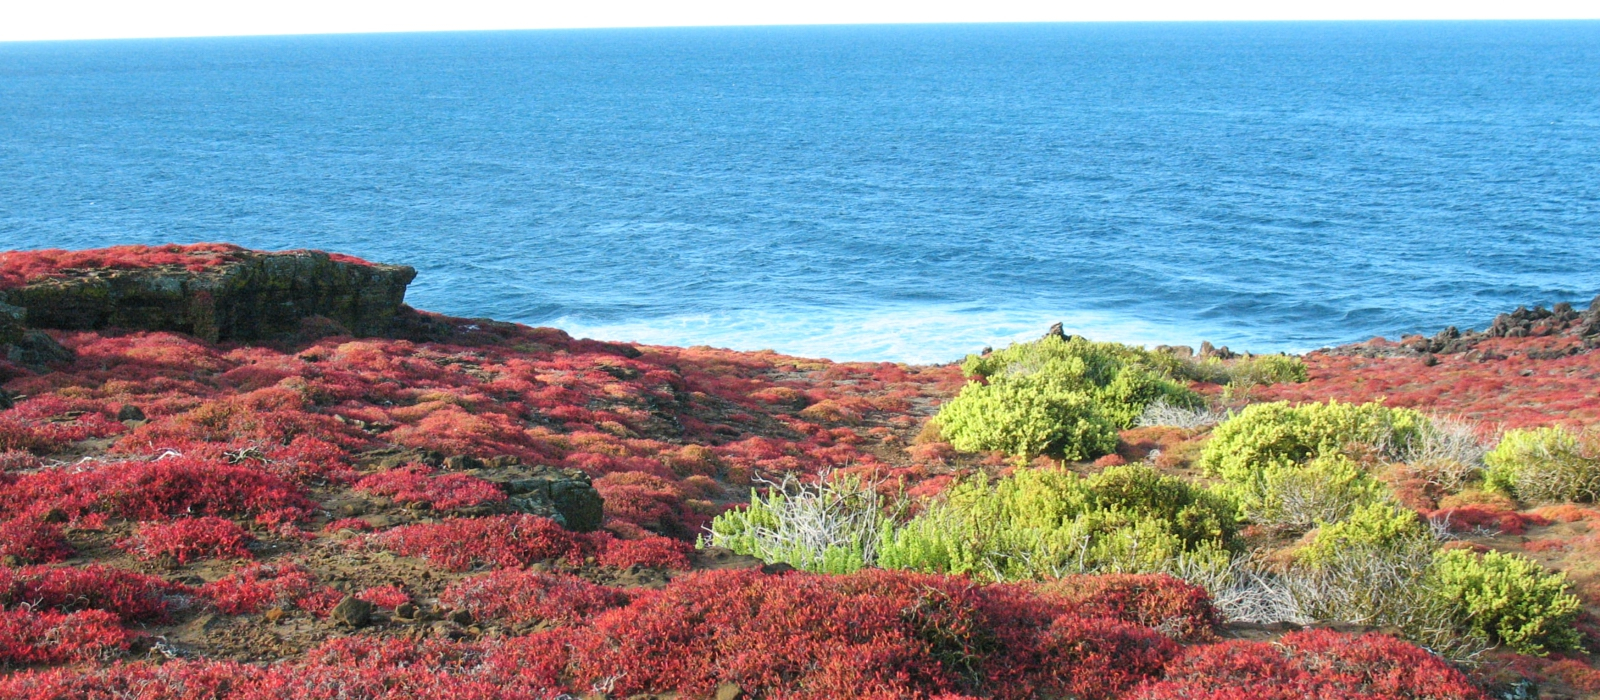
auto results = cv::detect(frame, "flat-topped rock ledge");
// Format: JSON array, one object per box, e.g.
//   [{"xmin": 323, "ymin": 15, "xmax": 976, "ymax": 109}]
[{"xmin": 0, "ymin": 247, "xmax": 416, "ymax": 343}]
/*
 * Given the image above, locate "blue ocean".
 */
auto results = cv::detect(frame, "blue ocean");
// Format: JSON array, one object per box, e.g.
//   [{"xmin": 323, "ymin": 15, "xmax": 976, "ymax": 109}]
[{"xmin": 2, "ymin": 22, "xmax": 1597, "ymax": 363}]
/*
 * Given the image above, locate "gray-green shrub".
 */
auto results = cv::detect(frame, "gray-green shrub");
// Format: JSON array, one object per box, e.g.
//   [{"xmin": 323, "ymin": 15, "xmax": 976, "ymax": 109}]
[
  {"xmin": 1240, "ymin": 454, "xmax": 1386, "ymax": 532},
  {"xmin": 705, "ymin": 473, "xmax": 895, "ymax": 574},
  {"xmin": 1485, "ymin": 426, "xmax": 1600, "ymax": 505}
]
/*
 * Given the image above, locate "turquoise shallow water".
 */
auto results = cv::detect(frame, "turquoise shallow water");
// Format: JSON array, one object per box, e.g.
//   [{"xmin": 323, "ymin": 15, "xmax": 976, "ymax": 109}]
[{"xmin": 2, "ymin": 22, "xmax": 1598, "ymax": 362}]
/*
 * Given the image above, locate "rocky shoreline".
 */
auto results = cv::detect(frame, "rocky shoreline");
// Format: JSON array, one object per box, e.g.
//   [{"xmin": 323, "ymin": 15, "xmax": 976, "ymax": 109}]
[{"xmin": 4, "ymin": 245, "xmax": 1597, "ymax": 370}]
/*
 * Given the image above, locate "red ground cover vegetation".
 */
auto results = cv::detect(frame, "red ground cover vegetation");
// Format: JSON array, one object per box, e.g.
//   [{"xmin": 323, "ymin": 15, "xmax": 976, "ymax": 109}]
[
  {"xmin": 1030, "ymin": 573, "xmax": 1220, "ymax": 643},
  {"xmin": 1253, "ymin": 336, "xmax": 1600, "ymax": 428},
  {"xmin": 199, "ymin": 562, "xmax": 341, "ymax": 616},
  {"xmin": 0, "ymin": 569, "xmax": 1483, "ymax": 699},
  {"xmin": 0, "ymin": 454, "xmax": 313, "ymax": 525},
  {"xmin": 1132, "ymin": 629, "xmax": 1486, "ymax": 699},
  {"xmin": 354, "ymin": 464, "xmax": 505, "ymax": 510},
  {"xmin": 0, "ymin": 564, "xmax": 179, "ymax": 623},
  {"xmin": 0, "ymin": 395, "xmax": 123, "ymax": 454},
  {"xmin": 438, "ymin": 569, "xmax": 627, "ymax": 626},
  {"xmin": 0, "ymin": 243, "xmax": 250, "ymax": 289},
  {"xmin": 1427, "ymin": 505, "xmax": 1549, "ymax": 536},
  {"xmin": 372, "ymin": 513, "xmax": 692, "ymax": 573},
  {"xmin": 117, "ymin": 516, "xmax": 255, "ymax": 564},
  {"xmin": 6, "ymin": 245, "xmax": 1600, "ymax": 695},
  {"xmin": 373, "ymin": 514, "xmax": 599, "ymax": 571},
  {"xmin": 596, "ymin": 535, "xmax": 694, "ymax": 570},
  {"xmin": 355, "ymin": 585, "xmax": 411, "ymax": 610},
  {"xmin": 549, "ymin": 567, "xmax": 1187, "ymax": 699},
  {"xmin": 0, "ymin": 516, "xmax": 72, "ymax": 565},
  {"xmin": 0, "ymin": 609, "xmax": 134, "ymax": 668}
]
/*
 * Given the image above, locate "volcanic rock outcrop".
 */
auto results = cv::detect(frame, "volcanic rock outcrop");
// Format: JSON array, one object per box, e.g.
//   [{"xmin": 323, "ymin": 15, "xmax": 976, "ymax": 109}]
[
  {"xmin": 1, "ymin": 249, "xmax": 415, "ymax": 343},
  {"xmin": 1326, "ymin": 296, "xmax": 1600, "ymax": 360}
]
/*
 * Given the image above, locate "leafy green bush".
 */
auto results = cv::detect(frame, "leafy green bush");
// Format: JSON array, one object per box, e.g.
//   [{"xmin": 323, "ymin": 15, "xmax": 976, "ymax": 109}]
[
  {"xmin": 1295, "ymin": 502, "xmax": 1428, "ymax": 566},
  {"xmin": 875, "ymin": 465, "xmax": 1237, "ymax": 582},
  {"xmin": 1431, "ymin": 549, "xmax": 1583, "ymax": 655},
  {"xmin": 938, "ymin": 336, "xmax": 1201, "ymax": 460},
  {"xmin": 1200, "ymin": 400, "xmax": 1426, "ymax": 492},
  {"xmin": 1225, "ymin": 354, "xmax": 1310, "ymax": 387},
  {"xmin": 1484, "ymin": 426, "xmax": 1600, "ymax": 505},
  {"xmin": 1087, "ymin": 464, "xmax": 1239, "ymax": 548},
  {"xmin": 1143, "ymin": 352, "xmax": 1308, "ymax": 388},
  {"xmin": 936, "ymin": 372, "xmax": 1117, "ymax": 461}
]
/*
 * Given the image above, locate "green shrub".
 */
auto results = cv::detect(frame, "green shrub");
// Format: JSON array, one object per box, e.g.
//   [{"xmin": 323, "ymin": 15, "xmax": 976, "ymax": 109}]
[
  {"xmin": 1087, "ymin": 464, "xmax": 1239, "ymax": 548},
  {"xmin": 1484, "ymin": 426, "xmax": 1600, "ymax": 505},
  {"xmin": 1199, "ymin": 400, "xmax": 1427, "ymax": 491},
  {"xmin": 1226, "ymin": 354, "xmax": 1310, "ymax": 386},
  {"xmin": 938, "ymin": 336, "xmax": 1200, "ymax": 460},
  {"xmin": 936, "ymin": 372, "xmax": 1118, "ymax": 461},
  {"xmin": 1296, "ymin": 502, "xmax": 1428, "ymax": 567},
  {"xmin": 1148, "ymin": 352, "xmax": 1308, "ymax": 388},
  {"xmin": 1431, "ymin": 549, "xmax": 1583, "ymax": 655},
  {"xmin": 875, "ymin": 465, "xmax": 1237, "ymax": 581},
  {"xmin": 1236, "ymin": 454, "xmax": 1386, "ymax": 531}
]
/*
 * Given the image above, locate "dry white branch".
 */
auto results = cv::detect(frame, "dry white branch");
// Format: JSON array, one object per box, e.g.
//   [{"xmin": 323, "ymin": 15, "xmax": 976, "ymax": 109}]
[{"xmin": 1135, "ymin": 399, "xmax": 1227, "ymax": 430}]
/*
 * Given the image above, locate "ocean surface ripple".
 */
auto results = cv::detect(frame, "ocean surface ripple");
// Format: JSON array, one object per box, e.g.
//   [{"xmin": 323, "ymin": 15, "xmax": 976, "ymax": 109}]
[{"xmin": 2, "ymin": 22, "xmax": 1598, "ymax": 363}]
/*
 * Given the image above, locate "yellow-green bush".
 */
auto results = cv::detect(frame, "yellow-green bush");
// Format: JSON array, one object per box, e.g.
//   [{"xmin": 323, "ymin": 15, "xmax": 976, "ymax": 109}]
[
  {"xmin": 1144, "ymin": 351, "xmax": 1309, "ymax": 388},
  {"xmin": 938, "ymin": 336, "xmax": 1200, "ymax": 460},
  {"xmin": 935, "ymin": 372, "xmax": 1117, "ymax": 461},
  {"xmin": 1087, "ymin": 463, "xmax": 1239, "ymax": 548},
  {"xmin": 1225, "ymin": 354, "xmax": 1310, "ymax": 386},
  {"xmin": 1431, "ymin": 549, "xmax": 1583, "ymax": 655},
  {"xmin": 1199, "ymin": 400, "xmax": 1427, "ymax": 490},
  {"xmin": 1295, "ymin": 502, "xmax": 1428, "ymax": 566},
  {"xmin": 1484, "ymin": 426, "xmax": 1600, "ymax": 505},
  {"xmin": 875, "ymin": 465, "xmax": 1237, "ymax": 581}
]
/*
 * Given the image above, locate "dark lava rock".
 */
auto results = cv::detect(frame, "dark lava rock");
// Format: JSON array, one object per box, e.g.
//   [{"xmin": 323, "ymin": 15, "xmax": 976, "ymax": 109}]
[
  {"xmin": 394, "ymin": 603, "xmax": 419, "ymax": 621},
  {"xmin": 6, "ymin": 330, "xmax": 75, "ymax": 367},
  {"xmin": 358, "ymin": 446, "xmax": 444, "ymax": 469},
  {"xmin": 443, "ymin": 454, "xmax": 485, "ymax": 471},
  {"xmin": 1199, "ymin": 341, "xmax": 1236, "ymax": 360},
  {"xmin": 1155, "ymin": 344, "xmax": 1195, "ymax": 359},
  {"xmin": 1579, "ymin": 294, "xmax": 1600, "ymax": 337},
  {"xmin": 491, "ymin": 466, "xmax": 605, "ymax": 532},
  {"xmin": 0, "ymin": 301, "xmax": 23, "ymax": 346},
  {"xmin": 330, "ymin": 596, "xmax": 375, "ymax": 628},
  {"xmin": 1326, "ymin": 296, "xmax": 1600, "ymax": 359},
  {"xmin": 1, "ymin": 249, "xmax": 415, "ymax": 343}
]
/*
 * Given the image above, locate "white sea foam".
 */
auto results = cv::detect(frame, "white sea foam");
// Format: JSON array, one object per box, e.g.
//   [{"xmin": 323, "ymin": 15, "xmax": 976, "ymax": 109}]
[{"xmin": 546, "ymin": 304, "xmax": 1258, "ymax": 364}]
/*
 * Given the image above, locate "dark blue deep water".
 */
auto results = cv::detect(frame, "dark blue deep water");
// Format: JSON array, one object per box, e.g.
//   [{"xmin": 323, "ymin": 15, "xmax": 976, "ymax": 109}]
[{"xmin": 2, "ymin": 22, "xmax": 1598, "ymax": 362}]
